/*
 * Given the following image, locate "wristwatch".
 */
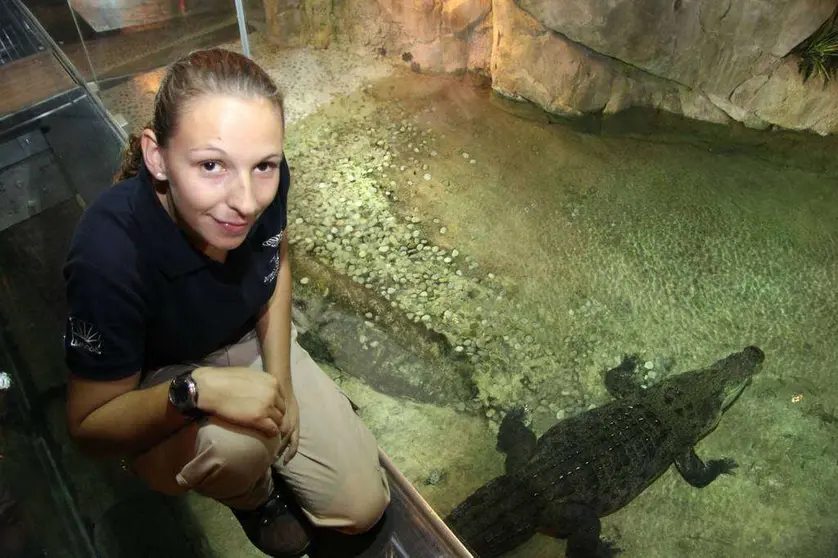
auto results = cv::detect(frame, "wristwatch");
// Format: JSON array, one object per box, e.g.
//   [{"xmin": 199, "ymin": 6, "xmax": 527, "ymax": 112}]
[{"xmin": 168, "ymin": 371, "xmax": 204, "ymax": 420}]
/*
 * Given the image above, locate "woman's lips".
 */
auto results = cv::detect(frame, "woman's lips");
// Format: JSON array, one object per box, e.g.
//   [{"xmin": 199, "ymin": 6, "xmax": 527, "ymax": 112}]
[{"xmin": 213, "ymin": 217, "xmax": 250, "ymax": 235}]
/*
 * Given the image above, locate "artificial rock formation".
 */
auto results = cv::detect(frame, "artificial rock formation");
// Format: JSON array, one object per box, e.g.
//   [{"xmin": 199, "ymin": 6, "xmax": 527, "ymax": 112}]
[{"xmin": 261, "ymin": 0, "xmax": 838, "ymax": 135}]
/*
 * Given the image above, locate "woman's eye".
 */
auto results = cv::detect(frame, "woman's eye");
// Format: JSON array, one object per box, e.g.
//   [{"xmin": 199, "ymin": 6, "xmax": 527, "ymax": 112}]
[
  {"xmin": 256, "ymin": 162, "xmax": 277, "ymax": 172},
  {"xmin": 202, "ymin": 161, "xmax": 219, "ymax": 172}
]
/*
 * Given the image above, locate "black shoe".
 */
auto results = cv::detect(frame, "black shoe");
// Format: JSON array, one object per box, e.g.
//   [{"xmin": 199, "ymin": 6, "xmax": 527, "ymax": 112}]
[
  {"xmin": 230, "ymin": 473, "xmax": 312, "ymax": 558},
  {"xmin": 307, "ymin": 508, "xmax": 395, "ymax": 558}
]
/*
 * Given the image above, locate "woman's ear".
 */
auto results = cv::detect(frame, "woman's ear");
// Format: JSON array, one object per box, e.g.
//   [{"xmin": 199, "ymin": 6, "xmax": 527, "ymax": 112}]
[{"xmin": 140, "ymin": 129, "xmax": 167, "ymax": 181}]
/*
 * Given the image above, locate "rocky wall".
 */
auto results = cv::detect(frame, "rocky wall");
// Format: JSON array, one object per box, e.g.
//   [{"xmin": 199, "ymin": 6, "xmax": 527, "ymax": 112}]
[{"xmin": 261, "ymin": 0, "xmax": 838, "ymax": 135}]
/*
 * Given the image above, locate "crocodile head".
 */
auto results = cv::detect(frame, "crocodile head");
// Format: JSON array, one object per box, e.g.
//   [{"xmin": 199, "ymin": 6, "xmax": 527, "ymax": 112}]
[
  {"xmin": 652, "ymin": 346, "xmax": 765, "ymax": 439},
  {"xmin": 704, "ymin": 345, "xmax": 765, "ymax": 409}
]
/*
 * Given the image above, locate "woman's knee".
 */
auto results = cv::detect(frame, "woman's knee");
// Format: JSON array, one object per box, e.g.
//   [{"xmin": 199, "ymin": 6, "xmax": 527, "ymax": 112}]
[
  {"xmin": 180, "ymin": 418, "xmax": 278, "ymax": 492},
  {"xmin": 326, "ymin": 472, "xmax": 391, "ymax": 534}
]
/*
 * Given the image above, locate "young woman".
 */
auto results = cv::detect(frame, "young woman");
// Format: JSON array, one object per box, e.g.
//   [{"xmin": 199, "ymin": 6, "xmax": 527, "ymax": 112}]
[{"xmin": 62, "ymin": 48, "xmax": 392, "ymax": 557}]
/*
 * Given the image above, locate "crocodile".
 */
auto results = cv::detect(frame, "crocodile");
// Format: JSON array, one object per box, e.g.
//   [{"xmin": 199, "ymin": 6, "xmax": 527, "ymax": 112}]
[{"xmin": 445, "ymin": 345, "xmax": 765, "ymax": 557}]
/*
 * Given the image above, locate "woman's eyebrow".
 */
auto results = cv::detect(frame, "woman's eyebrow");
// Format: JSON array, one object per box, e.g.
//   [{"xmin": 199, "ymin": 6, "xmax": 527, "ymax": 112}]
[{"xmin": 188, "ymin": 146, "xmax": 281, "ymax": 159}]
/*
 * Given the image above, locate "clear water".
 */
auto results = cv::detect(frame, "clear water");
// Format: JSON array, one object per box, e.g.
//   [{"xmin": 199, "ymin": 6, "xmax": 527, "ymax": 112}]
[{"xmin": 283, "ymin": 69, "xmax": 838, "ymax": 557}]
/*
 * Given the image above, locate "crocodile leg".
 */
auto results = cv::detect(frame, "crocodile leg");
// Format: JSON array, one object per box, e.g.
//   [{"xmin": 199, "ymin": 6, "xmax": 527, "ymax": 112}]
[
  {"xmin": 604, "ymin": 354, "xmax": 644, "ymax": 399},
  {"xmin": 496, "ymin": 407, "xmax": 537, "ymax": 475},
  {"xmin": 674, "ymin": 448, "xmax": 738, "ymax": 488},
  {"xmin": 541, "ymin": 503, "xmax": 622, "ymax": 558}
]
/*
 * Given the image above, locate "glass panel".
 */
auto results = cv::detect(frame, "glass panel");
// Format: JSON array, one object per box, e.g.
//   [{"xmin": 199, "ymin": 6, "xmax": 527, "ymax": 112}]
[
  {"xmin": 0, "ymin": 1, "xmax": 85, "ymax": 121},
  {"xmin": 21, "ymin": 0, "xmax": 97, "ymax": 86},
  {"xmin": 1, "ymin": 3, "xmax": 167, "ymax": 556},
  {"xmin": 59, "ymin": 0, "xmax": 248, "ymax": 130},
  {"xmin": 0, "ymin": 34, "xmax": 124, "ymax": 558}
]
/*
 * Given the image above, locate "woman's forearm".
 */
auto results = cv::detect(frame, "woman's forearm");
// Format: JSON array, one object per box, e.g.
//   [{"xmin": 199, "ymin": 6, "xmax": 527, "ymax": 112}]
[
  {"xmin": 256, "ymin": 234, "xmax": 294, "ymax": 397},
  {"xmin": 71, "ymin": 381, "xmax": 191, "ymax": 458}
]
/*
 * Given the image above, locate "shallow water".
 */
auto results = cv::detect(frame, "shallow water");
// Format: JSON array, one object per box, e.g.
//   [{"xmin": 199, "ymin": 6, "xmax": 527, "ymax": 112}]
[{"xmin": 284, "ymin": 67, "xmax": 838, "ymax": 557}]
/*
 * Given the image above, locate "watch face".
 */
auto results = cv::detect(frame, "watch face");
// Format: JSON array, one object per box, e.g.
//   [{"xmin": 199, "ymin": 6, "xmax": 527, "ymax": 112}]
[{"xmin": 171, "ymin": 376, "xmax": 193, "ymax": 406}]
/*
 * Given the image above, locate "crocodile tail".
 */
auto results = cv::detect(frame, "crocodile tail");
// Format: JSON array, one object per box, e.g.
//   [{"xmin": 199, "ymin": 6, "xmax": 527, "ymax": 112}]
[{"xmin": 445, "ymin": 474, "xmax": 539, "ymax": 557}]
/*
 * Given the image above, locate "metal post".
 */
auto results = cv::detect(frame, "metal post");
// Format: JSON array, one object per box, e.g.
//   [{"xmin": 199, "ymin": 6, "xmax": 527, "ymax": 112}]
[{"xmin": 234, "ymin": 0, "xmax": 251, "ymax": 58}]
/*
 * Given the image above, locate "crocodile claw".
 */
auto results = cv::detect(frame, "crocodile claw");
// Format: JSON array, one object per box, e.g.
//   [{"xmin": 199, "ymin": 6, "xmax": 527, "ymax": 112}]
[
  {"xmin": 713, "ymin": 458, "xmax": 738, "ymax": 476},
  {"xmin": 566, "ymin": 537, "xmax": 623, "ymax": 558},
  {"xmin": 598, "ymin": 538, "xmax": 623, "ymax": 557}
]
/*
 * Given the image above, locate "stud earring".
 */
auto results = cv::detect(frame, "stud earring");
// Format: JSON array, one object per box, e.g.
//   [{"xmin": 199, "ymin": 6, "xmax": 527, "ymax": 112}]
[{"xmin": 157, "ymin": 173, "xmax": 165, "ymax": 179}]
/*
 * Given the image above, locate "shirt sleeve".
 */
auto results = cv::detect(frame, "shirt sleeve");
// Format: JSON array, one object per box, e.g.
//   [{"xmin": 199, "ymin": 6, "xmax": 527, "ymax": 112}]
[{"xmin": 63, "ymin": 259, "xmax": 147, "ymax": 381}]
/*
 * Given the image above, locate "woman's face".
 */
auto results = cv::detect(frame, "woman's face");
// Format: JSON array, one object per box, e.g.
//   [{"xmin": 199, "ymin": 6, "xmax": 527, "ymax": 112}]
[{"xmin": 146, "ymin": 94, "xmax": 284, "ymax": 259}]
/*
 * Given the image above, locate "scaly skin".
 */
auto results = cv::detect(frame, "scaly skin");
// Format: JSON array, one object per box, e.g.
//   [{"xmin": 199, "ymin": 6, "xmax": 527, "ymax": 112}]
[{"xmin": 446, "ymin": 346, "xmax": 764, "ymax": 558}]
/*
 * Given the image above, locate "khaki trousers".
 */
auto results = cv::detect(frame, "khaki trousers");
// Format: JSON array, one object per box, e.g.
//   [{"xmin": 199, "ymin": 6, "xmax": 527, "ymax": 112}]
[{"xmin": 130, "ymin": 325, "xmax": 391, "ymax": 532}]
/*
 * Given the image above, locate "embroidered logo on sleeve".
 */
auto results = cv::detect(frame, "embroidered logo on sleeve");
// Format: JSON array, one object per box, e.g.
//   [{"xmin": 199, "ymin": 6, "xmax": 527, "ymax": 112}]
[
  {"xmin": 68, "ymin": 316, "xmax": 103, "ymax": 355},
  {"xmin": 262, "ymin": 230, "xmax": 283, "ymax": 248}
]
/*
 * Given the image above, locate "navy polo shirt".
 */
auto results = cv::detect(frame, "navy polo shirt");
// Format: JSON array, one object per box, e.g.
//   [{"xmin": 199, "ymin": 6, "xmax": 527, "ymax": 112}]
[{"xmin": 62, "ymin": 159, "xmax": 290, "ymax": 381}]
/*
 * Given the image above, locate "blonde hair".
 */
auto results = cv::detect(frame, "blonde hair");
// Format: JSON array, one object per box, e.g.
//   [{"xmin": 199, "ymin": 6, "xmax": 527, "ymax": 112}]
[{"xmin": 114, "ymin": 48, "xmax": 285, "ymax": 183}]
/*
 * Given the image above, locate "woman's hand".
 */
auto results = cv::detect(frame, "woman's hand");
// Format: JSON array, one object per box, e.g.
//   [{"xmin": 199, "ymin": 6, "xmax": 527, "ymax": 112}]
[
  {"xmin": 277, "ymin": 392, "xmax": 300, "ymax": 464},
  {"xmin": 192, "ymin": 366, "xmax": 285, "ymax": 438}
]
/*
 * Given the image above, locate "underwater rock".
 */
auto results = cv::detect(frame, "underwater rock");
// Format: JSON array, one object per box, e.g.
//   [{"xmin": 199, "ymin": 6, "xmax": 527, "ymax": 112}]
[{"xmin": 312, "ymin": 306, "xmax": 476, "ymax": 406}]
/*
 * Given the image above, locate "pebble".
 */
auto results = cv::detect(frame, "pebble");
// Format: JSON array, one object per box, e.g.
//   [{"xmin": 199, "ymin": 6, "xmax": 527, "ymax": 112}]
[
  {"xmin": 644, "ymin": 361, "xmax": 654, "ymax": 370},
  {"xmin": 423, "ymin": 173, "xmax": 431, "ymax": 181},
  {"xmin": 300, "ymin": 277, "xmax": 310, "ymax": 285}
]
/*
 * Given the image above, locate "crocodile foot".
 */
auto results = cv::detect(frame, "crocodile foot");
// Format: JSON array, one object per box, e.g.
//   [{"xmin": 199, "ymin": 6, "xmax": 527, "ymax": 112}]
[
  {"xmin": 566, "ymin": 537, "xmax": 622, "ymax": 558},
  {"xmin": 604, "ymin": 354, "xmax": 644, "ymax": 399},
  {"xmin": 676, "ymin": 449, "xmax": 739, "ymax": 488},
  {"xmin": 497, "ymin": 407, "xmax": 538, "ymax": 474}
]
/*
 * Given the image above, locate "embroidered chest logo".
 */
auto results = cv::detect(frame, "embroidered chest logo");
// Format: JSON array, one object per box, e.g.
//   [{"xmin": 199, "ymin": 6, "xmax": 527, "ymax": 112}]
[
  {"xmin": 68, "ymin": 316, "xmax": 103, "ymax": 355},
  {"xmin": 264, "ymin": 252, "xmax": 280, "ymax": 284},
  {"xmin": 262, "ymin": 229, "xmax": 283, "ymax": 284},
  {"xmin": 263, "ymin": 230, "xmax": 283, "ymax": 248}
]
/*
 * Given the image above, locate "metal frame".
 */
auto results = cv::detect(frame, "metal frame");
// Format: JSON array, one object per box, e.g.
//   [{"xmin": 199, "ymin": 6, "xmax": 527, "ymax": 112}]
[
  {"xmin": 234, "ymin": 0, "xmax": 251, "ymax": 58},
  {"xmin": 379, "ymin": 448, "xmax": 474, "ymax": 557}
]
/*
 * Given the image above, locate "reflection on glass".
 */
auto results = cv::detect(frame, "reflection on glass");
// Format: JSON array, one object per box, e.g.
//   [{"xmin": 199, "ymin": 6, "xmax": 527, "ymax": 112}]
[
  {"xmin": 0, "ymin": 1, "xmax": 79, "ymax": 120},
  {"xmin": 57, "ymin": 0, "xmax": 254, "ymax": 135}
]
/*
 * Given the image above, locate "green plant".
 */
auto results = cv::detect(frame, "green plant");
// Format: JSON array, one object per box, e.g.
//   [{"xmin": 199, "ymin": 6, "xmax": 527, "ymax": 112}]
[{"xmin": 796, "ymin": 13, "xmax": 838, "ymax": 84}]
